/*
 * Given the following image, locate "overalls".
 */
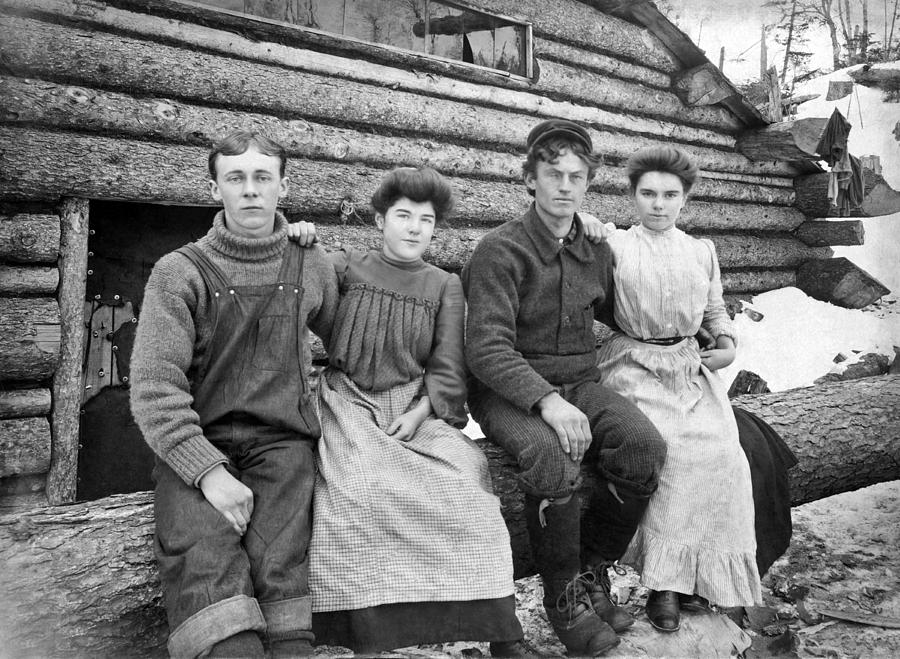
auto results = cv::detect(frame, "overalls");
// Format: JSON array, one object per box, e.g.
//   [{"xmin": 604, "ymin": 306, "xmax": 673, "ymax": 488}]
[{"xmin": 154, "ymin": 242, "xmax": 318, "ymax": 658}]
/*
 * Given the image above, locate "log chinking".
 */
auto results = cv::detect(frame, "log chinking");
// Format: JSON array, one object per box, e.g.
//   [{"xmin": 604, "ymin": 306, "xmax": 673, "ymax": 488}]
[{"xmin": 2, "ymin": 375, "xmax": 899, "ymax": 657}]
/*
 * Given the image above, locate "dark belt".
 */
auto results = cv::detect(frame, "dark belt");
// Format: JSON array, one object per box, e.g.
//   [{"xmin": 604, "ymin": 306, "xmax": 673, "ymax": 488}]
[{"xmin": 633, "ymin": 336, "xmax": 688, "ymax": 346}]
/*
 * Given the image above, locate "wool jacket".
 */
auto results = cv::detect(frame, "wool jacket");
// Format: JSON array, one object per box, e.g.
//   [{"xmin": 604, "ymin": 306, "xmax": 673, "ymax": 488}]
[
  {"xmin": 461, "ymin": 204, "xmax": 615, "ymax": 413},
  {"xmin": 130, "ymin": 211, "xmax": 338, "ymax": 486}
]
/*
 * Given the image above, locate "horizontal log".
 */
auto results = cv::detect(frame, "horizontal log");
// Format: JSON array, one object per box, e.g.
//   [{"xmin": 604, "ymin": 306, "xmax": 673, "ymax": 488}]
[
  {"xmin": 533, "ymin": 36, "xmax": 671, "ymax": 89},
  {"xmin": 795, "ymin": 169, "xmax": 900, "ymax": 218},
  {"xmin": 0, "ymin": 9, "xmax": 740, "ymax": 153},
  {"xmin": 0, "ymin": 416, "xmax": 51, "ymax": 477},
  {"xmin": 0, "ymin": 128, "xmax": 808, "ymax": 236},
  {"xmin": 797, "ymin": 257, "xmax": 891, "ymax": 308},
  {"xmin": 0, "ymin": 213, "xmax": 59, "ymax": 263},
  {"xmin": 674, "ymin": 62, "xmax": 736, "ymax": 106},
  {"xmin": 0, "ymin": 265, "xmax": 58, "ymax": 295},
  {"xmin": 0, "ymin": 76, "xmax": 795, "ymax": 207},
  {"xmin": 2, "ymin": 375, "xmax": 898, "ymax": 657},
  {"xmin": 720, "ymin": 269, "xmax": 797, "ymax": 293},
  {"xmin": 794, "ymin": 220, "xmax": 865, "ymax": 247},
  {"xmin": 0, "ymin": 297, "xmax": 60, "ymax": 382},
  {"xmin": 736, "ymin": 118, "xmax": 829, "ymax": 162},
  {"xmin": 0, "ymin": 388, "xmax": 52, "ymax": 418},
  {"xmin": 734, "ymin": 375, "xmax": 900, "ymax": 505}
]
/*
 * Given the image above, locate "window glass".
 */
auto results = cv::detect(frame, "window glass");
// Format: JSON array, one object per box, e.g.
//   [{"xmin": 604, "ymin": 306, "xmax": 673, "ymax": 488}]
[{"xmin": 189, "ymin": 0, "xmax": 529, "ymax": 76}]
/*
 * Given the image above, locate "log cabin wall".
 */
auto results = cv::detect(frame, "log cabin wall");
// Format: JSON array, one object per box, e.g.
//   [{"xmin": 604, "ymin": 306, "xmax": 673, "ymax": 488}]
[{"xmin": 0, "ymin": 0, "xmax": 836, "ymax": 504}]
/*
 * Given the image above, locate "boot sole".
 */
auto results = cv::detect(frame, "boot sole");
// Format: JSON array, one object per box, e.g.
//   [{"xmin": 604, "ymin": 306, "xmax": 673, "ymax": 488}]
[{"xmin": 648, "ymin": 618, "xmax": 680, "ymax": 633}]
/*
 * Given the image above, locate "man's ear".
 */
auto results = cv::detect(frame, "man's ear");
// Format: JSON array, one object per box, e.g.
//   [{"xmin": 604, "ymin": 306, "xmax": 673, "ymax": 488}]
[
  {"xmin": 523, "ymin": 171, "xmax": 537, "ymax": 193},
  {"xmin": 208, "ymin": 179, "xmax": 222, "ymax": 203},
  {"xmin": 374, "ymin": 213, "xmax": 385, "ymax": 230},
  {"xmin": 278, "ymin": 176, "xmax": 289, "ymax": 199}
]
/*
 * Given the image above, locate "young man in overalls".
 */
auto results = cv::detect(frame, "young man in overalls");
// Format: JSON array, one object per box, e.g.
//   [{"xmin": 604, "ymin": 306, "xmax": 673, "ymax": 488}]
[{"xmin": 131, "ymin": 130, "xmax": 338, "ymax": 658}]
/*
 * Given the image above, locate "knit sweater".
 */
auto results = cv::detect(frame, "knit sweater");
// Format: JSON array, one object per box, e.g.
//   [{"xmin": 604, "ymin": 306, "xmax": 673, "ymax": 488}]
[
  {"xmin": 130, "ymin": 211, "xmax": 338, "ymax": 486},
  {"xmin": 461, "ymin": 205, "xmax": 615, "ymax": 413}
]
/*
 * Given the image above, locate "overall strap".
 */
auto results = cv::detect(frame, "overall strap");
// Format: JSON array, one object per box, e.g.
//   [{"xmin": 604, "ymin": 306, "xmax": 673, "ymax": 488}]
[
  {"xmin": 277, "ymin": 241, "xmax": 307, "ymax": 286},
  {"xmin": 175, "ymin": 243, "xmax": 232, "ymax": 292}
]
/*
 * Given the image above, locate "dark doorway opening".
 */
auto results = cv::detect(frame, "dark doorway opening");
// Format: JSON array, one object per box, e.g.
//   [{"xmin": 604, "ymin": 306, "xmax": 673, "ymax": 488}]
[{"xmin": 77, "ymin": 201, "xmax": 215, "ymax": 501}]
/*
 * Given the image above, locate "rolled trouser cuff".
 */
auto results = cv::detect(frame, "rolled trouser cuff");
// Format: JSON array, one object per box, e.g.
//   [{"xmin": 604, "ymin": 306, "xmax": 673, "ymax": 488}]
[
  {"xmin": 168, "ymin": 594, "xmax": 266, "ymax": 659},
  {"xmin": 260, "ymin": 595, "xmax": 314, "ymax": 642}
]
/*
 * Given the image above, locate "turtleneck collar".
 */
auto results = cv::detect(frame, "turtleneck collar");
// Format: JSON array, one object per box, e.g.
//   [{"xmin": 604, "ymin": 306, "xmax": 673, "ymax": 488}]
[
  {"xmin": 376, "ymin": 249, "xmax": 427, "ymax": 271},
  {"xmin": 205, "ymin": 210, "xmax": 288, "ymax": 261}
]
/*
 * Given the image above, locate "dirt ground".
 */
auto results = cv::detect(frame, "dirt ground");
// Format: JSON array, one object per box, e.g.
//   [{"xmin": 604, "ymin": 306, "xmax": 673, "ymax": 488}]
[{"xmin": 318, "ymin": 479, "xmax": 900, "ymax": 658}]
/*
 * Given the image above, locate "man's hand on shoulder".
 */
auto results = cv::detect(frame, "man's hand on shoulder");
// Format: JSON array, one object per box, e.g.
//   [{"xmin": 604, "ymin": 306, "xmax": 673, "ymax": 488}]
[
  {"xmin": 287, "ymin": 220, "xmax": 317, "ymax": 246},
  {"xmin": 579, "ymin": 213, "xmax": 617, "ymax": 244},
  {"xmin": 535, "ymin": 392, "xmax": 592, "ymax": 462},
  {"xmin": 198, "ymin": 464, "xmax": 254, "ymax": 535}
]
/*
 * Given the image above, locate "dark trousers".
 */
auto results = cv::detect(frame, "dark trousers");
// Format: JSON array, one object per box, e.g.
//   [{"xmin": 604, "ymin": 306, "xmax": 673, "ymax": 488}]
[{"xmin": 154, "ymin": 422, "xmax": 315, "ymax": 658}]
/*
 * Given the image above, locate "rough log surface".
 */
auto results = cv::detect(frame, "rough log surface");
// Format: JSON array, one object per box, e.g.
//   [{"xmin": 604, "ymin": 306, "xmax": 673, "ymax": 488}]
[
  {"xmin": 795, "ymin": 169, "xmax": 900, "ymax": 218},
  {"xmin": 533, "ymin": 37, "xmax": 671, "ymax": 88},
  {"xmin": 0, "ymin": 213, "xmax": 59, "ymax": 263},
  {"xmin": 0, "ymin": 128, "xmax": 809, "ymax": 235},
  {"xmin": 0, "ymin": 76, "xmax": 796, "ymax": 207},
  {"xmin": 0, "ymin": 416, "xmax": 51, "ymax": 478},
  {"xmin": 0, "ymin": 388, "xmax": 51, "ymax": 418},
  {"xmin": 795, "ymin": 220, "xmax": 865, "ymax": 247},
  {"xmin": 2, "ymin": 376, "xmax": 898, "ymax": 656},
  {"xmin": 797, "ymin": 257, "xmax": 891, "ymax": 308},
  {"xmin": 48, "ymin": 198, "xmax": 89, "ymax": 504},
  {"xmin": 0, "ymin": 265, "xmax": 58, "ymax": 295},
  {"xmin": 735, "ymin": 118, "xmax": 829, "ymax": 162},
  {"xmin": 0, "ymin": 297, "xmax": 60, "ymax": 382},
  {"xmin": 674, "ymin": 63, "xmax": 735, "ymax": 106},
  {"xmin": 0, "ymin": 12, "xmax": 740, "ymax": 152}
]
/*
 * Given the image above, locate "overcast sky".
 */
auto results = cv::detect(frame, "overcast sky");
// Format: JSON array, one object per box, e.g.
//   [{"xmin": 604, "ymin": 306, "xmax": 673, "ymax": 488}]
[{"xmin": 662, "ymin": 0, "xmax": 896, "ymax": 84}]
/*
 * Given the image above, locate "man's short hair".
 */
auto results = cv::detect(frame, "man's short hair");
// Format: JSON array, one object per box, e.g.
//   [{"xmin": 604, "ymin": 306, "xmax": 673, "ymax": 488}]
[
  {"xmin": 208, "ymin": 130, "xmax": 288, "ymax": 180},
  {"xmin": 522, "ymin": 135, "xmax": 602, "ymax": 197},
  {"xmin": 371, "ymin": 167, "xmax": 455, "ymax": 223},
  {"xmin": 626, "ymin": 146, "xmax": 699, "ymax": 195}
]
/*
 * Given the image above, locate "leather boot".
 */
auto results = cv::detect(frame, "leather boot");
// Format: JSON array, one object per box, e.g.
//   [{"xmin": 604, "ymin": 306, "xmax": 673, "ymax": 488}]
[
  {"xmin": 524, "ymin": 495, "xmax": 619, "ymax": 656},
  {"xmin": 581, "ymin": 481, "xmax": 652, "ymax": 564},
  {"xmin": 646, "ymin": 590, "xmax": 680, "ymax": 632},
  {"xmin": 581, "ymin": 563, "xmax": 634, "ymax": 633}
]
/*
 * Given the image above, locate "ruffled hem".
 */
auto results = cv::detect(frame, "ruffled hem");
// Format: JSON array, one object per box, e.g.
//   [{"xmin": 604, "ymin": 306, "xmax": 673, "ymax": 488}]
[{"xmin": 623, "ymin": 526, "xmax": 762, "ymax": 608}]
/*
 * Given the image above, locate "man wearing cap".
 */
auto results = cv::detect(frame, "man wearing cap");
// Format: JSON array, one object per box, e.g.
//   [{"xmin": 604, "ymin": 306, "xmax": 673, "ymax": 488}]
[{"xmin": 461, "ymin": 120, "xmax": 667, "ymax": 656}]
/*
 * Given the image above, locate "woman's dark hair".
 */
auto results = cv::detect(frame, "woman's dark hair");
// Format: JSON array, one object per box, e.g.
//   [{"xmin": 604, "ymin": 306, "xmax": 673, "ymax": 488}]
[
  {"xmin": 208, "ymin": 130, "xmax": 287, "ymax": 179},
  {"xmin": 625, "ymin": 146, "xmax": 699, "ymax": 194},
  {"xmin": 521, "ymin": 137, "xmax": 602, "ymax": 197},
  {"xmin": 371, "ymin": 167, "xmax": 455, "ymax": 222}
]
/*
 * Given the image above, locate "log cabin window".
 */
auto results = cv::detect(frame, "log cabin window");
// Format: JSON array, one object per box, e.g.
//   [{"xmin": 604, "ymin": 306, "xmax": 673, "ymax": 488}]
[{"xmin": 182, "ymin": 0, "xmax": 532, "ymax": 77}]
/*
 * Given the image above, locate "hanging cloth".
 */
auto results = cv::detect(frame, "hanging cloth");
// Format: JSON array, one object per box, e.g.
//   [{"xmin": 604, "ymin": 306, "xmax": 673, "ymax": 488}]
[{"xmin": 815, "ymin": 107, "xmax": 851, "ymax": 167}]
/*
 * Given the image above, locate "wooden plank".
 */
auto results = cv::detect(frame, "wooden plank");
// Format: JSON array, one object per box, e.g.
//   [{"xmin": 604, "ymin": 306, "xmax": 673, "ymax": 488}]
[
  {"xmin": 0, "ymin": 416, "xmax": 51, "ymax": 478},
  {"xmin": 1, "ymin": 127, "xmax": 809, "ymax": 234},
  {"xmin": 674, "ymin": 63, "xmax": 736, "ymax": 106},
  {"xmin": 0, "ymin": 265, "xmax": 58, "ymax": 295},
  {"xmin": 81, "ymin": 301, "xmax": 134, "ymax": 405},
  {"xmin": 0, "ymin": 76, "xmax": 796, "ymax": 207},
  {"xmin": 0, "ymin": 213, "xmax": 59, "ymax": 263},
  {"xmin": 0, "ymin": 297, "xmax": 60, "ymax": 382},
  {"xmin": 0, "ymin": 12, "xmax": 745, "ymax": 153},
  {"xmin": 47, "ymin": 197, "xmax": 88, "ymax": 504},
  {"xmin": 0, "ymin": 389, "xmax": 51, "ymax": 418},
  {"xmin": 795, "ymin": 220, "xmax": 866, "ymax": 247}
]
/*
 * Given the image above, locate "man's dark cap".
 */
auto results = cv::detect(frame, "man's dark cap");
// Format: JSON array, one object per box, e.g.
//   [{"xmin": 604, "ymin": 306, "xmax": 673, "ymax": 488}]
[{"xmin": 526, "ymin": 119, "xmax": 592, "ymax": 153}]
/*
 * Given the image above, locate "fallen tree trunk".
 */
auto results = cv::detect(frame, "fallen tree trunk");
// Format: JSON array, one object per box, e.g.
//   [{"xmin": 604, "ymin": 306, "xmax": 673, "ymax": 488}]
[{"xmin": 2, "ymin": 375, "xmax": 898, "ymax": 656}]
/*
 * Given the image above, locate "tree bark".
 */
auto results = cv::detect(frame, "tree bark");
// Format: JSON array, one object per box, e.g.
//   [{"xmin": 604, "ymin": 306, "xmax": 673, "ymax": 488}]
[
  {"xmin": 0, "ymin": 416, "xmax": 51, "ymax": 478},
  {"xmin": 0, "ymin": 297, "xmax": 60, "ymax": 383},
  {"xmin": 0, "ymin": 388, "xmax": 51, "ymax": 418},
  {"xmin": 736, "ymin": 118, "xmax": 829, "ymax": 162},
  {"xmin": 795, "ymin": 220, "xmax": 865, "ymax": 246},
  {"xmin": 0, "ymin": 76, "xmax": 796, "ymax": 208},
  {"xmin": 0, "ymin": 265, "xmax": 58, "ymax": 295},
  {"xmin": 0, "ymin": 127, "xmax": 809, "ymax": 235},
  {"xmin": 795, "ymin": 168, "xmax": 900, "ymax": 217},
  {"xmin": 0, "ymin": 10, "xmax": 746, "ymax": 154},
  {"xmin": 2, "ymin": 375, "xmax": 898, "ymax": 656},
  {"xmin": 0, "ymin": 213, "xmax": 59, "ymax": 263},
  {"xmin": 48, "ymin": 198, "xmax": 89, "ymax": 504}
]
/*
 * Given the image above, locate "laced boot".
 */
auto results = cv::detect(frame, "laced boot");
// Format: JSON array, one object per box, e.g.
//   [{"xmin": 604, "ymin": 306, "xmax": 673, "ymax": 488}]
[
  {"xmin": 545, "ymin": 574, "xmax": 619, "ymax": 656},
  {"xmin": 581, "ymin": 563, "xmax": 634, "ymax": 632},
  {"xmin": 524, "ymin": 495, "xmax": 619, "ymax": 656}
]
